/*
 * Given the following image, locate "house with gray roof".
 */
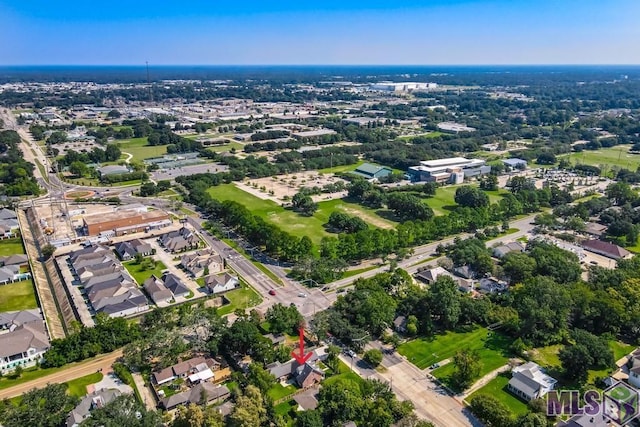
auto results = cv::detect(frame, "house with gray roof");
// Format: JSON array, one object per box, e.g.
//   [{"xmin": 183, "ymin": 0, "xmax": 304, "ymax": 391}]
[
  {"xmin": 161, "ymin": 273, "xmax": 190, "ymax": 298},
  {"xmin": 159, "ymin": 227, "xmax": 199, "ymax": 253},
  {"xmin": 507, "ymin": 361, "xmax": 557, "ymax": 401},
  {"xmin": 143, "ymin": 275, "xmax": 173, "ymax": 305},
  {"xmin": 0, "ymin": 254, "xmax": 29, "ymax": 267},
  {"xmin": 492, "ymin": 241, "xmax": 525, "ymax": 258},
  {"xmin": 160, "ymin": 382, "xmax": 229, "ymax": 410},
  {"xmin": 204, "ymin": 272, "xmax": 239, "ymax": 294},
  {"xmin": 0, "ymin": 309, "xmax": 49, "ymax": 373},
  {"xmin": 66, "ymin": 389, "xmax": 122, "ymax": 427},
  {"xmin": 114, "ymin": 239, "xmax": 152, "ymax": 261}
]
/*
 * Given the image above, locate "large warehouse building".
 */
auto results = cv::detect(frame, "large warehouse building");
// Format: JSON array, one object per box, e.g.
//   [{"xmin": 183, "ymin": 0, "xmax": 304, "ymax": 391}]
[
  {"xmin": 82, "ymin": 209, "xmax": 171, "ymax": 236},
  {"xmin": 407, "ymin": 157, "xmax": 491, "ymax": 183}
]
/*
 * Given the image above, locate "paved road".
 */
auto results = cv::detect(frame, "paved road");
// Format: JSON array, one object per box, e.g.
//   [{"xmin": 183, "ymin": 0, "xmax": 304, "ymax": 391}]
[
  {"xmin": 366, "ymin": 342, "xmax": 482, "ymax": 427},
  {"xmin": 186, "ymin": 217, "xmax": 335, "ymax": 318},
  {"xmin": 0, "ymin": 349, "xmax": 123, "ymax": 400}
]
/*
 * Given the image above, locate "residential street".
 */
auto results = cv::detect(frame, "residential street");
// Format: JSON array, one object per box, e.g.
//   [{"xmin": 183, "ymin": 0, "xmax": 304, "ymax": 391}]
[
  {"xmin": 349, "ymin": 342, "xmax": 482, "ymax": 427},
  {"xmin": 0, "ymin": 349, "xmax": 123, "ymax": 400}
]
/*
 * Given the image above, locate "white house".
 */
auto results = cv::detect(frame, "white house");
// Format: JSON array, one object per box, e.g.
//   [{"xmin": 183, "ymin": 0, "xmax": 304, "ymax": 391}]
[
  {"xmin": 204, "ymin": 273, "xmax": 239, "ymax": 294},
  {"xmin": 508, "ymin": 361, "xmax": 557, "ymax": 401},
  {"xmin": 0, "ymin": 309, "xmax": 50, "ymax": 373}
]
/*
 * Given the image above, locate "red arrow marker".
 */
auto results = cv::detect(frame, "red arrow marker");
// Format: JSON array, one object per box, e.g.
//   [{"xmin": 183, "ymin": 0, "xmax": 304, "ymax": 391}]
[{"xmin": 291, "ymin": 326, "xmax": 313, "ymax": 365}]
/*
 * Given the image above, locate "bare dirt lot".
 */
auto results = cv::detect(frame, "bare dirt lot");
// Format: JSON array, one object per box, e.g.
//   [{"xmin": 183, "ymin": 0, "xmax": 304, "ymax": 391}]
[{"xmin": 237, "ymin": 171, "xmax": 348, "ymax": 204}]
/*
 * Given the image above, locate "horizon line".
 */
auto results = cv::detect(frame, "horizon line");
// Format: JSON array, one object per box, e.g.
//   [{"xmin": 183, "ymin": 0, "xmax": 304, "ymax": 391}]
[{"xmin": 2, "ymin": 64, "xmax": 640, "ymax": 67}]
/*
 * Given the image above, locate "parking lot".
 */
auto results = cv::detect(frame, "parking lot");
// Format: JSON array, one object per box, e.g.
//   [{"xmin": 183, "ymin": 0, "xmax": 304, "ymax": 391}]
[{"xmin": 151, "ymin": 162, "xmax": 228, "ymax": 181}]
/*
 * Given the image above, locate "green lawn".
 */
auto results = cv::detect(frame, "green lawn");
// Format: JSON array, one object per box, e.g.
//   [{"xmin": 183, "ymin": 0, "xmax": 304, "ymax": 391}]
[
  {"xmin": 610, "ymin": 341, "xmax": 635, "ymax": 361},
  {"xmin": 207, "ymin": 184, "xmax": 395, "ymax": 245},
  {"xmin": 207, "ymin": 141, "xmax": 243, "ymax": 153},
  {"xmin": 274, "ymin": 400, "xmax": 296, "ymax": 418},
  {"xmin": 563, "ymin": 145, "xmax": 640, "ymax": 174},
  {"xmin": 0, "ymin": 280, "xmax": 38, "ymax": 312},
  {"xmin": 318, "ymin": 160, "xmax": 365, "ymax": 174},
  {"xmin": 123, "ymin": 260, "xmax": 167, "ymax": 285},
  {"xmin": 216, "ymin": 283, "xmax": 263, "ymax": 316},
  {"xmin": 115, "ymin": 137, "xmax": 168, "ymax": 161},
  {"xmin": 423, "ymin": 186, "xmax": 505, "ymax": 216},
  {"xmin": 0, "ymin": 238, "xmax": 25, "ymax": 256},
  {"xmin": 66, "ymin": 372, "xmax": 103, "ymax": 398},
  {"xmin": 398, "ymin": 327, "xmax": 511, "ymax": 371},
  {"xmin": 530, "ymin": 344, "xmax": 562, "ymax": 368},
  {"xmin": 342, "ymin": 265, "xmax": 378, "ymax": 278},
  {"xmin": 324, "ymin": 360, "xmax": 365, "ymax": 387},
  {"xmin": 267, "ymin": 382, "xmax": 297, "ymax": 400},
  {"xmin": 468, "ymin": 373, "xmax": 529, "ymax": 416}
]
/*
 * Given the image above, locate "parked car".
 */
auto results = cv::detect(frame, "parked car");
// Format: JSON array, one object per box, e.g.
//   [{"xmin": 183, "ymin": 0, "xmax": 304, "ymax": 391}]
[{"xmin": 269, "ymin": 289, "xmax": 276, "ymax": 296}]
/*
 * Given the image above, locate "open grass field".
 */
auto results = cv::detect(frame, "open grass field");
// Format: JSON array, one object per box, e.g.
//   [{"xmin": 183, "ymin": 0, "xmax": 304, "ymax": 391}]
[
  {"xmin": 123, "ymin": 260, "xmax": 167, "ymax": 285},
  {"xmin": 563, "ymin": 145, "xmax": 640, "ymax": 173},
  {"xmin": 530, "ymin": 344, "xmax": 562, "ymax": 368},
  {"xmin": 398, "ymin": 327, "xmax": 511, "ymax": 371},
  {"xmin": 468, "ymin": 373, "xmax": 529, "ymax": 416},
  {"xmin": 66, "ymin": 372, "xmax": 103, "ymax": 397},
  {"xmin": 207, "ymin": 184, "xmax": 396, "ymax": 245},
  {"xmin": 0, "ymin": 238, "xmax": 25, "ymax": 256},
  {"xmin": 0, "ymin": 280, "xmax": 38, "ymax": 312},
  {"xmin": 114, "ymin": 137, "xmax": 168, "ymax": 161},
  {"xmin": 422, "ymin": 186, "xmax": 506, "ymax": 216},
  {"xmin": 318, "ymin": 160, "xmax": 366, "ymax": 174},
  {"xmin": 216, "ymin": 282, "xmax": 263, "ymax": 316},
  {"xmin": 207, "ymin": 141, "xmax": 244, "ymax": 153}
]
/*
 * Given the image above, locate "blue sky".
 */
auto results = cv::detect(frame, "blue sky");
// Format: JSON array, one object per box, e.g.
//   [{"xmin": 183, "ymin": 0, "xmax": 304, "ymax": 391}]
[{"xmin": 0, "ymin": 0, "xmax": 638, "ymax": 65}]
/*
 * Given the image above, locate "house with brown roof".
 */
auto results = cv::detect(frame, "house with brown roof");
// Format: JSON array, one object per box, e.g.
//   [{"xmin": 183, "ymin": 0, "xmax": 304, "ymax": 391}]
[
  {"xmin": 152, "ymin": 356, "xmax": 215, "ymax": 385},
  {"xmin": 581, "ymin": 239, "xmax": 633, "ymax": 260},
  {"xmin": 159, "ymin": 227, "xmax": 199, "ymax": 253},
  {"xmin": 180, "ymin": 249, "xmax": 223, "ymax": 278}
]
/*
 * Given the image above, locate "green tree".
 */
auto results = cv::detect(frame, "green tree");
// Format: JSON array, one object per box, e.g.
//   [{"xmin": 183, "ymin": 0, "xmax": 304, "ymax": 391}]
[
  {"xmin": 228, "ymin": 385, "xmax": 267, "ymax": 427},
  {"xmin": 41, "ymin": 244, "xmax": 56, "ymax": 260},
  {"xmin": 501, "ymin": 252, "xmax": 536, "ymax": 284},
  {"xmin": 69, "ymin": 161, "xmax": 89, "ymax": 177},
  {"xmin": 454, "ymin": 185, "xmax": 489, "ymax": 208},
  {"xmin": 559, "ymin": 344, "xmax": 592, "ymax": 384},
  {"xmin": 428, "ymin": 276, "xmax": 461, "ymax": 329},
  {"xmin": 292, "ymin": 192, "xmax": 318, "ymax": 216},
  {"xmin": 363, "ymin": 348, "xmax": 383, "ymax": 367},
  {"xmin": 469, "ymin": 394, "xmax": 513, "ymax": 427},
  {"xmin": 80, "ymin": 394, "xmax": 161, "ymax": 427},
  {"xmin": 172, "ymin": 403, "xmax": 224, "ymax": 427},
  {"xmin": 451, "ymin": 349, "xmax": 481, "ymax": 390},
  {"xmin": 246, "ymin": 363, "xmax": 276, "ymax": 395},
  {"xmin": 2, "ymin": 383, "xmax": 78, "ymax": 427},
  {"xmin": 295, "ymin": 410, "xmax": 323, "ymax": 427}
]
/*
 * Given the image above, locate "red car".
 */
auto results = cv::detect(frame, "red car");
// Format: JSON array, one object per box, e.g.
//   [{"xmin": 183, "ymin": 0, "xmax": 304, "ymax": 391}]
[{"xmin": 269, "ymin": 289, "xmax": 276, "ymax": 296}]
